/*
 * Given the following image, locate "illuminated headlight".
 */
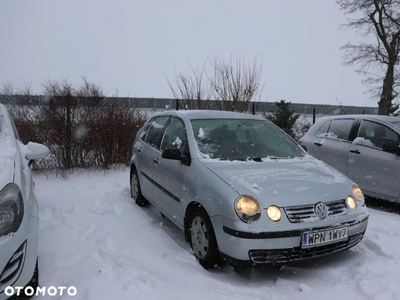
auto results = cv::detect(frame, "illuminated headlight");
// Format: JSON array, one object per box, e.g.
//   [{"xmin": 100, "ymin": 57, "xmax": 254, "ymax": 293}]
[
  {"xmin": 352, "ymin": 185, "xmax": 365, "ymax": 206},
  {"xmin": 267, "ymin": 205, "xmax": 282, "ymax": 222},
  {"xmin": 235, "ymin": 196, "xmax": 262, "ymax": 223},
  {"xmin": 346, "ymin": 196, "xmax": 356, "ymax": 209},
  {"xmin": 0, "ymin": 183, "xmax": 24, "ymax": 237}
]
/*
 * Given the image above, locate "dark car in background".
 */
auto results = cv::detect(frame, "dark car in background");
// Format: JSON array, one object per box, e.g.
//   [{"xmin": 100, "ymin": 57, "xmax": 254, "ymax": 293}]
[{"xmin": 299, "ymin": 115, "xmax": 400, "ymax": 204}]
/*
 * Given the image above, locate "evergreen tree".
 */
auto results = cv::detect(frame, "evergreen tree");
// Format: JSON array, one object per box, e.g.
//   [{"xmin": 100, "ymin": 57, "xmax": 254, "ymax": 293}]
[{"xmin": 267, "ymin": 99, "xmax": 299, "ymax": 138}]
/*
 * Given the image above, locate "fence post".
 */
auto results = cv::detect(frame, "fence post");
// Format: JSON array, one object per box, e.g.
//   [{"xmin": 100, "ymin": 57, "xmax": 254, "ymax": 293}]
[{"xmin": 313, "ymin": 108, "xmax": 316, "ymax": 124}]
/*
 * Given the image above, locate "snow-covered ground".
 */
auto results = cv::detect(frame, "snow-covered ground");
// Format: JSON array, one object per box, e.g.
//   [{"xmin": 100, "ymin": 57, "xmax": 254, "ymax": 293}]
[{"xmin": 34, "ymin": 168, "xmax": 400, "ymax": 300}]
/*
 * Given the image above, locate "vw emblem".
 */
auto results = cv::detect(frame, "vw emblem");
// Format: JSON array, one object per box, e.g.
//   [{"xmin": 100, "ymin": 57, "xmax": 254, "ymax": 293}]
[{"xmin": 315, "ymin": 202, "xmax": 328, "ymax": 219}]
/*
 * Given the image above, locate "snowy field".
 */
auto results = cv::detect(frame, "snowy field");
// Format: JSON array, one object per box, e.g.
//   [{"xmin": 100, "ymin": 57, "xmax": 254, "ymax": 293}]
[{"xmin": 33, "ymin": 168, "xmax": 400, "ymax": 300}]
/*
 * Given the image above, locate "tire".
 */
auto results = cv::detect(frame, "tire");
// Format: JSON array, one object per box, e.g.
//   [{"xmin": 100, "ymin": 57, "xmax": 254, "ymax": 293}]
[
  {"xmin": 130, "ymin": 167, "xmax": 149, "ymax": 207},
  {"xmin": 189, "ymin": 207, "xmax": 223, "ymax": 269}
]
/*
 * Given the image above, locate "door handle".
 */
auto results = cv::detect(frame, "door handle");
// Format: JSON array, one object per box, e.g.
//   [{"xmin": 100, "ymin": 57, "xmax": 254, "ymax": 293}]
[
  {"xmin": 137, "ymin": 148, "xmax": 142, "ymax": 153},
  {"xmin": 314, "ymin": 142, "xmax": 322, "ymax": 147},
  {"xmin": 350, "ymin": 149, "xmax": 361, "ymax": 154},
  {"xmin": 153, "ymin": 158, "xmax": 159, "ymax": 164}
]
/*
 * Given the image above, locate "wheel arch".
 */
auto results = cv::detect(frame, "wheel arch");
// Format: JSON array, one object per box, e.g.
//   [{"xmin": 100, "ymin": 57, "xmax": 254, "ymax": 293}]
[{"xmin": 130, "ymin": 163, "xmax": 136, "ymax": 178}]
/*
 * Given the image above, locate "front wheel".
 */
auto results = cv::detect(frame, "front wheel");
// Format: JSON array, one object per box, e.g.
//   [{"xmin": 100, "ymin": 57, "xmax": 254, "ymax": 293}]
[
  {"xmin": 189, "ymin": 207, "xmax": 223, "ymax": 269},
  {"xmin": 130, "ymin": 168, "xmax": 149, "ymax": 207}
]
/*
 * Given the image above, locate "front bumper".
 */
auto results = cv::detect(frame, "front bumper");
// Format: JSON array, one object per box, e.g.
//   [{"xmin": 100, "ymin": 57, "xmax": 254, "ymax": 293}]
[
  {"xmin": 212, "ymin": 214, "xmax": 369, "ymax": 264},
  {"xmin": 247, "ymin": 230, "xmax": 365, "ymax": 263},
  {"xmin": 0, "ymin": 211, "xmax": 39, "ymax": 300}
]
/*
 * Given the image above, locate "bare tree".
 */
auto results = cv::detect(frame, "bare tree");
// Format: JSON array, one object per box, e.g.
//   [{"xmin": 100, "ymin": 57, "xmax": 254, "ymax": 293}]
[
  {"xmin": 1, "ymin": 81, "xmax": 35, "ymax": 105},
  {"xmin": 6, "ymin": 83, "xmax": 39, "ymax": 144},
  {"xmin": 1, "ymin": 82, "xmax": 15, "ymax": 96},
  {"xmin": 75, "ymin": 77, "xmax": 104, "ymax": 123},
  {"xmin": 166, "ymin": 61, "xmax": 212, "ymax": 109},
  {"xmin": 337, "ymin": 0, "xmax": 400, "ymax": 115},
  {"xmin": 209, "ymin": 56, "xmax": 264, "ymax": 112},
  {"xmin": 40, "ymin": 79, "xmax": 77, "ymax": 170}
]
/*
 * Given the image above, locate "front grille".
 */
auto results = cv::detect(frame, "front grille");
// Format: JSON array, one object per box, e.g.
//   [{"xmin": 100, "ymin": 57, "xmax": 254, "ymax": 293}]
[
  {"xmin": 249, "ymin": 231, "xmax": 364, "ymax": 264},
  {"xmin": 0, "ymin": 241, "xmax": 27, "ymax": 293},
  {"xmin": 284, "ymin": 200, "xmax": 347, "ymax": 223}
]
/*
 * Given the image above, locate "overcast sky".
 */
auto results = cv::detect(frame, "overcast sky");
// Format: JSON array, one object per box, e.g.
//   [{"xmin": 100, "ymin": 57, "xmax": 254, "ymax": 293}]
[{"xmin": 0, "ymin": 0, "xmax": 377, "ymax": 107}]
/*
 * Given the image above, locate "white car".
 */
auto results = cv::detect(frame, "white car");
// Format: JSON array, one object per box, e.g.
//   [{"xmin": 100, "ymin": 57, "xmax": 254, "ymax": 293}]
[{"xmin": 0, "ymin": 104, "xmax": 49, "ymax": 299}]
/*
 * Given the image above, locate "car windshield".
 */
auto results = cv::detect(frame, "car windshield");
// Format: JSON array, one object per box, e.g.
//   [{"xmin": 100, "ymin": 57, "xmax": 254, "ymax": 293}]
[{"xmin": 191, "ymin": 118, "xmax": 305, "ymax": 160}]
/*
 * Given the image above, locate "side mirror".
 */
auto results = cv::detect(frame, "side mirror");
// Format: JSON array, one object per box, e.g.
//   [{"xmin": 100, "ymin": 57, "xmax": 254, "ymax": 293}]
[
  {"xmin": 26, "ymin": 142, "xmax": 50, "ymax": 160},
  {"xmin": 382, "ymin": 140, "xmax": 400, "ymax": 155},
  {"xmin": 162, "ymin": 148, "xmax": 182, "ymax": 160}
]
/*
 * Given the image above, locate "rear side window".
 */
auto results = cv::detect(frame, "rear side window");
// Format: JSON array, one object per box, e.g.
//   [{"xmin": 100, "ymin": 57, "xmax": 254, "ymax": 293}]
[
  {"xmin": 142, "ymin": 116, "xmax": 169, "ymax": 148},
  {"xmin": 326, "ymin": 119, "xmax": 354, "ymax": 141},
  {"xmin": 356, "ymin": 120, "xmax": 399, "ymax": 149}
]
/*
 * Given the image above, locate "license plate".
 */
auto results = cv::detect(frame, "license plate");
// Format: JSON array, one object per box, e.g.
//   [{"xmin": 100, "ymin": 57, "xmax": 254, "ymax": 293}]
[{"xmin": 301, "ymin": 226, "xmax": 348, "ymax": 248}]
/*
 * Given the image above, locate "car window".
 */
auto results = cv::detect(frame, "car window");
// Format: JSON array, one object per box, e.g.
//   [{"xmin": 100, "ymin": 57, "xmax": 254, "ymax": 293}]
[
  {"xmin": 142, "ymin": 116, "xmax": 169, "ymax": 148},
  {"xmin": 316, "ymin": 120, "xmax": 331, "ymax": 138},
  {"xmin": 356, "ymin": 120, "xmax": 399, "ymax": 149},
  {"xmin": 160, "ymin": 117, "xmax": 188, "ymax": 153},
  {"xmin": 326, "ymin": 119, "xmax": 354, "ymax": 141},
  {"xmin": 191, "ymin": 118, "xmax": 305, "ymax": 160}
]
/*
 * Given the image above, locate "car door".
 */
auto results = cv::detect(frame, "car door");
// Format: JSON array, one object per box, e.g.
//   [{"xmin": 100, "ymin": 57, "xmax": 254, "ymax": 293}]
[
  {"xmin": 310, "ymin": 118, "xmax": 356, "ymax": 174},
  {"xmin": 137, "ymin": 116, "xmax": 169, "ymax": 202},
  {"xmin": 153, "ymin": 117, "xmax": 189, "ymax": 226},
  {"xmin": 347, "ymin": 120, "xmax": 400, "ymax": 201}
]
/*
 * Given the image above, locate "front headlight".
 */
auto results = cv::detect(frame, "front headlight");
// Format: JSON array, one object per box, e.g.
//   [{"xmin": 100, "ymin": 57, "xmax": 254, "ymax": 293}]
[
  {"xmin": 235, "ymin": 196, "xmax": 262, "ymax": 223},
  {"xmin": 346, "ymin": 196, "xmax": 356, "ymax": 209},
  {"xmin": 352, "ymin": 185, "xmax": 365, "ymax": 206},
  {"xmin": 0, "ymin": 183, "xmax": 24, "ymax": 237},
  {"xmin": 267, "ymin": 205, "xmax": 282, "ymax": 222}
]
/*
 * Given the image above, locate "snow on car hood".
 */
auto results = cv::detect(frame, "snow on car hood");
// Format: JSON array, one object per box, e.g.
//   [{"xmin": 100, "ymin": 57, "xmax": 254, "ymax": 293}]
[
  {"xmin": 0, "ymin": 114, "xmax": 16, "ymax": 190},
  {"xmin": 201, "ymin": 156, "xmax": 353, "ymax": 207}
]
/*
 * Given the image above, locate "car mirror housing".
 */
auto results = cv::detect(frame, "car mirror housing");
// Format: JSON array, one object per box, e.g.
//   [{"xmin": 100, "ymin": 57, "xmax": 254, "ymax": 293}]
[
  {"xmin": 26, "ymin": 142, "xmax": 50, "ymax": 160},
  {"xmin": 162, "ymin": 148, "xmax": 182, "ymax": 160}
]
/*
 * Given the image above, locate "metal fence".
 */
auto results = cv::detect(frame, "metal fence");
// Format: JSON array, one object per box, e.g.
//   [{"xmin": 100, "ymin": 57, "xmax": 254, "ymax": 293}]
[{"xmin": 0, "ymin": 94, "xmax": 379, "ymax": 116}]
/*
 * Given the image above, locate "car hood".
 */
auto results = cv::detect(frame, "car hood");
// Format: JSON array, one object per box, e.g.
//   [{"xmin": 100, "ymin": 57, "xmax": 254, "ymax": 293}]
[
  {"xmin": 201, "ymin": 156, "xmax": 353, "ymax": 207},
  {"xmin": 0, "ymin": 139, "xmax": 16, "ymax": 190}
]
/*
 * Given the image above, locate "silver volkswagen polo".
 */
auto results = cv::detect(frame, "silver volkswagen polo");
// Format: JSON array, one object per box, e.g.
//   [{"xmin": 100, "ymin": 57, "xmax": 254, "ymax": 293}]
[{"xmin": 130, "ymin": 110, "xmax": 368, "ymax": 268}]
